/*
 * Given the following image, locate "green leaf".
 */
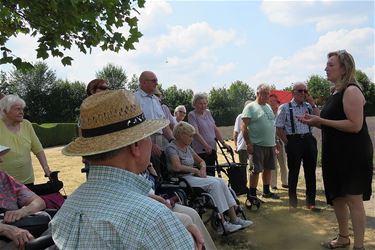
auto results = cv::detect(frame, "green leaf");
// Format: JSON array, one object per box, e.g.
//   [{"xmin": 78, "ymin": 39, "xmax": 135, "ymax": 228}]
[{"xmin": 61, "ymin": 56, "xmax": 73, "ymax": 66}]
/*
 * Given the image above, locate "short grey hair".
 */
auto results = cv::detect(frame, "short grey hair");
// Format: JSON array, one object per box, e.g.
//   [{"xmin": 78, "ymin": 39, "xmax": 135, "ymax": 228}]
[
  {"xmin": 173, "ymin": 121, "xmax": 195, "ymax": 139},
  {"xmin": 256, "ymin": 83, "xmax": 271, "ymax": 93},
  {"xmin": 0, "ymin": 94, "xmax": 26, "ymax": 118},
  {"xmin": 191, "ymin": 93, "xmax": 208, "ymax": 107},
  {"xmin": 174, "ymin": 105, "xmax": 186, "ymax": 115},
  {"xmin": 292, "ymin": 82, "xmax": 307, "ymax": 91}
]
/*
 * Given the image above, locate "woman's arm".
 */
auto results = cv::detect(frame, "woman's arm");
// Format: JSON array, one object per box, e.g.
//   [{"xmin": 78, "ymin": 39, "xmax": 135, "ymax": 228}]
[
  {"xmin": 169, "ymin": 155, "xmax": 200, "ymax": 176},
  {"xmin": 188, "ymin": 112, "xmax": 212, "ymax": 153},
  {"xmin": 0, "ymin": 224, "xmax": 34, "ymax": 248},
  {"xmin": 3, "ymin": 195, "xmax": 46, "ymax": 223},
  {"xmin": 35, "ymin": 151, "xmax": 51, "ymax": 177},
  {"xmin": 214, "ymin": 126, "xmax": 231, "ymax": 150}
]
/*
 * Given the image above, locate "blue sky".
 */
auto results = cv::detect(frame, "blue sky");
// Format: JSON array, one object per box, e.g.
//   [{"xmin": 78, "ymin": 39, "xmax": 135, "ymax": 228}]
[{"xmin": 1, "ymin": 0, "xmax": 374, "ymax": 92}]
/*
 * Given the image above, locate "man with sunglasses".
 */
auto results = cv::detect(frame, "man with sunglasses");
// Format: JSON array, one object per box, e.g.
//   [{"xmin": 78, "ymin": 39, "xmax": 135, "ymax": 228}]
[{"xmin": 275, "ymin": 82, "xmax": 320, "ymax": 212}]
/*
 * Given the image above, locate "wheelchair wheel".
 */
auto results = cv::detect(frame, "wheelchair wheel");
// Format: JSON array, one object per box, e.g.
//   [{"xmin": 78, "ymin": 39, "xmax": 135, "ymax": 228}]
[
  {"xmin": 245, "ymin": 195, "xmax": 261, "ymax": 211},
  {"xmin": 210, "ymin": 211, "xmax": 221, "ymax": 231}
]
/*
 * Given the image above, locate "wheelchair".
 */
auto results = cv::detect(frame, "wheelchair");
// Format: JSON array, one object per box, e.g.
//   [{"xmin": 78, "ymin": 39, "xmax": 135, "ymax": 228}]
[{"xmin": 154, "ymin": 151, "xmax": 248, "ymax": 236}]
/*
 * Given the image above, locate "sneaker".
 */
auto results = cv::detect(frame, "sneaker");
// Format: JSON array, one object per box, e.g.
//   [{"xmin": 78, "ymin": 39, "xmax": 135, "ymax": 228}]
[
  {"xmin": 232, "ymin": 217, "xmax": 254, "ymax": 228},
  {"xmin": 306, "ymin": 205, "xmax": 321, "ymax": 212},
  {"xmin": 262, "ymin": 192, "xmax": 280, "ymax": 199},
  {"xmin": 217, "ymin": 221, "xmax": 242, "ymax": 234},
  {"xmin": 282, "ymin": 184, "xmax": 289, "ymax": 189},
  {"xmin": 272, "ymin": 186, "xmax": 278, "ymax": 190}
]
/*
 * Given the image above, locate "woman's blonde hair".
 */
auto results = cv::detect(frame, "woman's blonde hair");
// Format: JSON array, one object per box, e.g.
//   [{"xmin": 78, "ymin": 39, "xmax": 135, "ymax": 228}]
[
  {"xmin": 327, "ymin": 50, "xmax": 360, "ymax": 91},
  {"xmin": 173, "ymin": 121, "xmax": 195, "ymax": 139}
]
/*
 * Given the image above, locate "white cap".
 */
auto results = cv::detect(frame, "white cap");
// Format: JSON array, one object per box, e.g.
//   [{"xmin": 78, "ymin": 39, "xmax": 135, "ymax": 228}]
[{"xmin": 0, "ymin": 145, "xmax": 10, "ymax": 155}]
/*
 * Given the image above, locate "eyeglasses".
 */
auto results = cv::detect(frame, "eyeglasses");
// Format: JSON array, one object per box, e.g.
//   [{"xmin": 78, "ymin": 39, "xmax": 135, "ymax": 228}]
[
  {"xmin": 295, "ymin": 89, "xmax": 308, "ymax": 94},
  {"xmin": 178, "ymin": 111, "xmax": 186, "ymax": 114}
]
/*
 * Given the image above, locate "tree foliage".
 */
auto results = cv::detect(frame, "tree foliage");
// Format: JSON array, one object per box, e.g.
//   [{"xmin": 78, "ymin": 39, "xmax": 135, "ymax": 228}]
[
  {"xmin": 306, "ymin": 75, "xmax": 331, "ymax": 106},
  {"xmin": 0, "ymin": 0, "xmax": 145, "ymax": 70},
  {"xmin": 162, "ymin": 85, "xmax": 194, "ymax": 114},
  {"xmin": 127, "ymin": 73, "xmax": 139, "ymax": 92},
  {"xmin": 356, "ymin": 70, "xmax": 375, "ymax": 116},
  {"xmin": 96, "ymin": 63, "xmax": 128, "ymax": 90}
]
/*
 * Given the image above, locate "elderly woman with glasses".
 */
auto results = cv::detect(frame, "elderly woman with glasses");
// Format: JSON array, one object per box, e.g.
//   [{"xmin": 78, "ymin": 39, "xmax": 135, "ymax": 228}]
[
  {"xmin": 174, "ymin": 105, "xmax": 187, "ymax": 123},
  {"xmin": 0, "ymin": 95, "xmax": 51, "ymax": 185},
  {"xmin": 86, "ymin": 79, "xmax": 109, "ymax": 96},
  {"xmin": 188, "ymin": 93, "xmax": 231, "ymax": 176},
  {"xmin": 300, "ymin": 50, "xmax": 373, "ymax": 250},
  {"xmin": 166, "ymin": 121, "xmax": 253, "ymax": 234}
]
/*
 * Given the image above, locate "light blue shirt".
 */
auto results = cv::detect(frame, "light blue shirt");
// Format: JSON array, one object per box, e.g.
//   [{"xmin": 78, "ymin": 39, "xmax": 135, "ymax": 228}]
[
  {"xmin": 51, "ymin": 166, "xmax": 194, "ymax": 250},
  {"xmin": 242, "ymin": 101, "xmax": 276, "ymax": 147}
]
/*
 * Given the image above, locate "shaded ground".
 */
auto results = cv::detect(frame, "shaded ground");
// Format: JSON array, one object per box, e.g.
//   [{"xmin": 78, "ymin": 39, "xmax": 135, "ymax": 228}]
[{"xmin": 31, "ymin": 117, "xmax": 375, "ymax": 249}]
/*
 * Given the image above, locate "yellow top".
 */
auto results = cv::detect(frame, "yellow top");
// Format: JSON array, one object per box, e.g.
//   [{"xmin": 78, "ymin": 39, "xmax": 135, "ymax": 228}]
[{"xmin": 0, "ymin": 119, "xmax": 43, "ymax": 184}]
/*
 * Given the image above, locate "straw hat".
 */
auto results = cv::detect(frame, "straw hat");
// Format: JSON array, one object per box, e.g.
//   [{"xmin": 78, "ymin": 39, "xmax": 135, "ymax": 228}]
[
  {"xmin": 62, "ymin": 90, "xmax": 169, "ymax": 156},
  {"xmin": 0, "ymin": 145, "xmax": 10, "ymax": 156}
]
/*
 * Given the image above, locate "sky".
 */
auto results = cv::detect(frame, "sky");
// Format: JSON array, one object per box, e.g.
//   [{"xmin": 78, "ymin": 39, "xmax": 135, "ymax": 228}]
[{"xmin": 1, "ymin": 0, "xmax": 374, "ymax": 92}]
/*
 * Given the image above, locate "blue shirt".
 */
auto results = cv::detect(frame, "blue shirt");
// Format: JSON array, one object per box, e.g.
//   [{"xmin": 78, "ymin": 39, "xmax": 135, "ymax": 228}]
[
  {"xmin": 275, "ymin": 99, "xmax": 313, "ymax": 135},
  {"xmin": 51, "ymin": 166, "xmax": 194, "ymax": 250}
]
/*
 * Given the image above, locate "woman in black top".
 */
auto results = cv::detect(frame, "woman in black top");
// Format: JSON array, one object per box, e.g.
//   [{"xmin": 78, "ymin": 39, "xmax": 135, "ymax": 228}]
[{"xmin": 301, "ymin": 50, "xmax": 373, "ymax": 250}]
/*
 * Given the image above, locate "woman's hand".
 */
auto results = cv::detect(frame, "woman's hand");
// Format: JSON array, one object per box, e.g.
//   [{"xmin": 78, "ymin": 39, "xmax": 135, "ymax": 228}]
[
  {"xmin": 1, "ymin": 224, "xmax": 34, "ymax": 249},
  {"xmin": 203, "ymin": 144, "xmax": 212, "ymax": 154},
  {"xmin": 3, "ymin": 208, "xmax": 28, "ymax": 223},
  {"xmin": 298, "ymin": 114, "xmax": 321, "ymax": 127},
  {"xmin": 223, "ymin": 142, "xmax": 232, "ymax": 152},
  {"xmin": 199, "ymin": 166, "xmax": 207, "ymax": 178}
]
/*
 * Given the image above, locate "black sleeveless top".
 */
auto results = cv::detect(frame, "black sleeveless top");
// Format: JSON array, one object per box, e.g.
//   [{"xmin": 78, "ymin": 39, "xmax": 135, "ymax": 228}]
[{"xmin": 320, "ymin": 84, "xmax": 373, "ymax": 204}]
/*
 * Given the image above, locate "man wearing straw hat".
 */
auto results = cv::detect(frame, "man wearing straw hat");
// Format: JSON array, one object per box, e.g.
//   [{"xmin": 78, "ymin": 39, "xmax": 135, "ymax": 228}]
[{"xmin": 50, "ymin": 90, "xmax": 194, "ymax": 249}]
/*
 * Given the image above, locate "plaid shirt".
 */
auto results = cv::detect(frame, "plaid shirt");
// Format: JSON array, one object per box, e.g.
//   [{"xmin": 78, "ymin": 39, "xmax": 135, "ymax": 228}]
[
  {"xmin": 51, "ymin": 166, "xmax": 194, "ymax": 250},
  {"xmin": 275, "ymin": 100, "xmax": 313, "ymax": 135}
]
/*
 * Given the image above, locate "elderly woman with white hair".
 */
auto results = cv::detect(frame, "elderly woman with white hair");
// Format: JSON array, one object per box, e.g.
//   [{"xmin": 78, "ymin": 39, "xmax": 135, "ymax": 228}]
[
  {"xmin": 0, "ymin": 95, "xmax": 51, "ymax": 185},
  {"xmin": 166, "ymin": 121, "xmax": 253, "ymax": 234},
  {"xmin": 188, "ymin": 93, "xmax": 231, "ymax": 176},
  {"xmin": 174, "ymin": 105, "xmax": 187, "ymax": 124}
]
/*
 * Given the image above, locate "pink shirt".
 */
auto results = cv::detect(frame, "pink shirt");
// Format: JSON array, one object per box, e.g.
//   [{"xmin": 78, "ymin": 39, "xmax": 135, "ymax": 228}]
[
  {"xmin": 0, "ymin": 171, "xmax": 35, "ymax": 210},
  {"xmin": 188, "ymin": 110, "xmax": 217, "ymax": 154}
]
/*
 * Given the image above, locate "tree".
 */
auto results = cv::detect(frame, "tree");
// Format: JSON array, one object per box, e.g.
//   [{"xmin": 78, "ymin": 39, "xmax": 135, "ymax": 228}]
[
  {"xmin": 163, "ymin": 85, "xmax": 194, "ymax": 113},
  {"xmin": 46, "ymin": 80, "xmax": 86, "ymax": 122},
  {"xmin": 0, "ymin": 0, "xmax": 145, "ymax": 70},
  {"xmin": 127, "ymin": 74, "xmax": 139, "ymax": 92},
  {"xmin": 356, "ymin": 70, "xmax": 375, "ymax": 116},
  {"xmin": 306, "ymin": 75, "xmax": 331, "ymax": 106},
  {"xmin": 227, "ymin": 80, "xmax": 256, "ymax": 112},
  {"xmin": 96, "ymin": 63, "xmax": 128, "ymax": 90},
  {"xmin": 208, "ymin": 87, "xmax": 234, "ymax": 126}
]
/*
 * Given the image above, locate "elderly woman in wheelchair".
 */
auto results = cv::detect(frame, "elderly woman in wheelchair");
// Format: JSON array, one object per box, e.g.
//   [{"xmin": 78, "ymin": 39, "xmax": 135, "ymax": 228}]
[{"xmin": 166, "ymin": 122, "xmax": 253, "ymax": 234}]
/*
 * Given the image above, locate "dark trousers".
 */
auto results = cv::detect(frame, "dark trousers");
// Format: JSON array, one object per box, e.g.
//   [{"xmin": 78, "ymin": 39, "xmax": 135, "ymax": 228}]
[
  {"xmin": 198, "ymin": 150, "xmax": 217, "ymax": 176},
  {"xmin": 285, "ymin": 134, "xmax": 318, "ymax": 207}
]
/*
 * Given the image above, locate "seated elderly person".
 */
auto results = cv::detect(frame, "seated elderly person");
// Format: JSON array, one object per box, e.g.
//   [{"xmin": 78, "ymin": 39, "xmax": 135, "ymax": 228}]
[
  {"xmin": 166, "ymin": 122, "xmax": 253, "ymax": 234},
  {"xmin": 0, "ymin": 145, "xmax": 46, "ymax": 249}
]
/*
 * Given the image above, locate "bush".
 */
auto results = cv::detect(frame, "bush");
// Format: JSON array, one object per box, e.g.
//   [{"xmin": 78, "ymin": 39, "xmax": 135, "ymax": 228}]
[{"xmin": 32, "ymin": 123, "xmax": 78, "ymax": 147}]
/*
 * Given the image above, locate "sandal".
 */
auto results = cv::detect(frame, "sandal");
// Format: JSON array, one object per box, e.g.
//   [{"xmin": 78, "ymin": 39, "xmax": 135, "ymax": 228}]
[{"xmin": 321, "ymin": 234, "xmax": 350, "ymax": 249}]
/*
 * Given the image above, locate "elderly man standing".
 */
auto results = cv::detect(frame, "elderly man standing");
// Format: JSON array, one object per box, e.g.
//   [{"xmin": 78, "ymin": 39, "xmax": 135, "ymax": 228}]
[
  {"xmin": 275, "ymin": 82, "xmax": 320, "ymax": 212},
  {"xmin": 241, "ymin": 84, "xmax": 279, "ymax": 201},
  {"xmin": 134, "ymin": 71, "xmax": 174, "ymax": 158},
  {"xmin": 51, "ymin": 90, "xmax": 194, "ymax": 249}
]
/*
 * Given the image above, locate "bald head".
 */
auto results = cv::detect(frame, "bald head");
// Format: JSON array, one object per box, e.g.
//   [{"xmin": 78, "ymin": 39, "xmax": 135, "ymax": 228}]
[{"xmin": 139, "ymin": 71, "xmax": 158, "ymax": 95}]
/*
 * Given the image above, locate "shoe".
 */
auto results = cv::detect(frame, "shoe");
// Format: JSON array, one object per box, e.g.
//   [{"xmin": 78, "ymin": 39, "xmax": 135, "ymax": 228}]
[
  {"xmin": 282, "ymin": 184, "xmax": 289, "ymax": 189},
  {"xmin": 321, "ymin": 234, "xmax": 350, "ymax": 249},
  {"xmin": 306, "ymin": 205, "xmax": 321, "ymax": 212},
  {"xmin": 232, "ymin": 217, "xmax": 254, "ymax": 228},
  {"xmin": 217, "ymin": 221, "xmax": 242, "ymax": 234},
  {"xmin": 262, "ymin": 192, "xmax": 280, "ymax": 199},
  {"xmin": 272, "ymin": 186, "xmax": 278, "ymax": 190}
]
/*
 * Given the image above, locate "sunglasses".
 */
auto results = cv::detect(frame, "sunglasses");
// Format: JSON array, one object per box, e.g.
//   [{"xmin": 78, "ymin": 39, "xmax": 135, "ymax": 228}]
[
  {"xmin": 296, "ymin": 89, "xmax": 308, "ymax": 94},
  {"xmin": 178, "ymin": 111, "xmax": 186, "ymax": 114},
  {"xmin": 146, "ymin": 79, "xmax": 158, "ymax": 84}
]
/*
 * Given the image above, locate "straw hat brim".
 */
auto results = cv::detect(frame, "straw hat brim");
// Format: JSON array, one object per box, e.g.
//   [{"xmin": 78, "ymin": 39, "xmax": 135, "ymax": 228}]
[
  {"xmin": 62, "ymin": 119, "xmax": 168, "ymax": 156},
  {"xmin": 0, "ymin": 145, "xmax": 10, "ymax": 156}
]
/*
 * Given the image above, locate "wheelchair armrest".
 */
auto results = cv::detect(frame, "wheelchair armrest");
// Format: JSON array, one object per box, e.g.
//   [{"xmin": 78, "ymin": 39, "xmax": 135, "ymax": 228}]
[{"xmin": 25, "ymin": 235, "xmax": 54, "ymax": 250}]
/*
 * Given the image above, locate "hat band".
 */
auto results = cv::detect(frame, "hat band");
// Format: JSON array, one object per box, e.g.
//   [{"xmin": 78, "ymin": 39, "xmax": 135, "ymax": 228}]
[{"xmin": 81, "ymin": 113, "xmax": 146, "ymax": 138}]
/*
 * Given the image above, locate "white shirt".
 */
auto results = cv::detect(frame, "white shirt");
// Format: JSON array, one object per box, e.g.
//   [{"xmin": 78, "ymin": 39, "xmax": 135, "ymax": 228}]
[{"xmin": 234, "ymin": 114, "xmax": 246, "ymax": 151}]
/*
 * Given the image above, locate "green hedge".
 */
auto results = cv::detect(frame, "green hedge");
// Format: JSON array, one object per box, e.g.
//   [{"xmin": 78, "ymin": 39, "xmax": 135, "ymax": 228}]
[{"xmin": 32, "ymin": 123, "xmax": 78, "ymax": 148}]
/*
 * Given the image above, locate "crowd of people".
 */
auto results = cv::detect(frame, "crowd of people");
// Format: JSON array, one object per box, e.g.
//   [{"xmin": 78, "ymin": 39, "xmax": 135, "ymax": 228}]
[{"xmin": 0, "ymin": 50, "xmax": 372, "ymax": 250}]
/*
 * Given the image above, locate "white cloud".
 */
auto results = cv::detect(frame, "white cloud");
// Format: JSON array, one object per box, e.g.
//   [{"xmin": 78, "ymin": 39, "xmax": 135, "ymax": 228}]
[
  {"xmin": 138, "ymin": 0, "xmax": 172, "ymax": 31},
  {"xmin": 216, "ymin": 63, "xmax": 236, "ymax": 76},
  {"xmin": 249, "ymin": 28, "xmax": 375, "ymax": 89},
  {"xmin": 261, "ymin": 1, "xmax": 370, "ymax": 32}
]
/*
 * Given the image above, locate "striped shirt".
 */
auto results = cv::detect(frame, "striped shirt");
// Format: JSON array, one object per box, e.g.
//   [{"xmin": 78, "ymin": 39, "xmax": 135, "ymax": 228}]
[
  {"xmin": 51, "ymin": 166, "xmax": 194, "ymax": 250},
  {"xmin": 275, "ymin": 100, "xmax": 313, "ymax": 135}
]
